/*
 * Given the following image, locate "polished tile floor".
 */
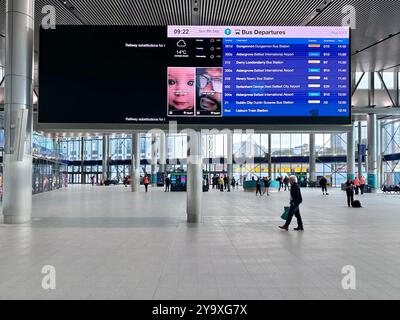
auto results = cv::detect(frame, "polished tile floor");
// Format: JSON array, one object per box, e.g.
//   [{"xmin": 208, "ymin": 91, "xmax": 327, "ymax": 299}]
[{"xmin": 0, "ymin": 184, "xmax": 399, "ymax": 300}]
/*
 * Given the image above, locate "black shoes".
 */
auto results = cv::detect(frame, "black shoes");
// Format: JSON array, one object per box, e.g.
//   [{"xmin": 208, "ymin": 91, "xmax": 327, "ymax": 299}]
[{"xmin": 279, "ymin": 226, "xmax": 304, "ymax": 231}]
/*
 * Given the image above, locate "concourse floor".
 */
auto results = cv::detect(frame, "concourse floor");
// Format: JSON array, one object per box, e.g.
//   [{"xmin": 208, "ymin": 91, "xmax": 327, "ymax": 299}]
[{"xmin": 0, "ymin": 185, "xmax": 399, "ymax": 300}]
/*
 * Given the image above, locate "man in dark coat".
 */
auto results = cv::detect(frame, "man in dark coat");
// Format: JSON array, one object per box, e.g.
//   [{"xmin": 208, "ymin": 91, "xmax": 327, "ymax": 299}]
[
  {"xmin": 319, "ymin": 176, "xmax": 328, "ymax": 195},
  {"xmin": 279, "ymin": 175, "xmax": 304, "ymax": 231}
]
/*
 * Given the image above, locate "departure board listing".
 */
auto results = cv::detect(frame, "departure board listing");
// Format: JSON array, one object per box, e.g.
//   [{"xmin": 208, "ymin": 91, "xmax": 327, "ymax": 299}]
[{"xmin": 167, "ymin": 26, "xmax": 350, "ymax": 121}]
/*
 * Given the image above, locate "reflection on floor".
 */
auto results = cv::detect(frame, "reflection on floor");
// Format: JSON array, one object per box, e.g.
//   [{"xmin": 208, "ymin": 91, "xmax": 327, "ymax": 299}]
[{"xmin": 0, "ymin": 184, "xmax": 399, "ymax": 300}]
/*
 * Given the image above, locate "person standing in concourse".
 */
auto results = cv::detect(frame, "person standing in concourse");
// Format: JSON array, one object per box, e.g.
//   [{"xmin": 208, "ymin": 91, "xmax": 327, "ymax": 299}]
[
  {"xmin": 164, "ymin": 176, "xmax": 170, "ymax": 192},
  {"xmin": 263, "ymin": 177, "xmax": 271, "ymax": 196},
  {"xmin": 143, "ymin": 175, "xmax": 150, "ymax": 192},
  {"xmin": 345, "ymin": 178, "xmax": 354, "ymax": 207},
  {"xmin": 319, "ymin": 176, "xmax": 328, "ymax": 195},
  {"xmin": 277, "ymin": 176, "xmax": 284, "ymax": 191},
  {"xmin": 353, "ymin": 176, "xmax": 360, "ymax": 195},
  {"xmin": 279, "ymin": 175, "xmax": 304, "ymax": 231},
  {"xmin": 256, "ymin": 178, "xmax": 262, "ymax": 196},
  {"xmin": 231, "ymin": 177, "xmax": 236, "ymax": 190},
  {"xmin": 360, "ymin": 175, "xmax": 366, "ymax": 195},
  {"xmin": 223, "ymin": 175, "xmax": 228, "ymax": 190},
  {"xmin": 284, "ymin": 176, "xmax": 290, "ymax": 191},
  {"xmin": 218, "ymin": 176, "xmax": 224, "ymax": 192}
]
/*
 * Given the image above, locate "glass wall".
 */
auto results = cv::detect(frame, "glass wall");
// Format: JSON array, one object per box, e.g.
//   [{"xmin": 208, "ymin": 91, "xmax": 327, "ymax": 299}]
[
  {"xmin": 355, "ymin": 72, "xmax": 396, "ymax": 90},
  {"xmin": 383, "ymin": 120, "xmax": 400, "ymax": 155},
  {"xmin": 355, "ymin": 72, "xmax": 369, "ymax": 89},
  {"xmin": 33, "ymin": 133, "xmax": 62, "ymax": 159},
  {"xmin": 60, "ymin": 137, "xmax": 82, "ymax": 161},
  {"xmin": 0, "ymin": 131, "xmax": 68, "ymax": 198},
  {"xmin": 229, "ymin": 133, "xmax": 347, "ymax": 186},
  {"xmin": 53, "ymin": 126, "xmax": 400, "ymax": 188},
  {"xmin": 32, "ymin": 158, "xmax": 68, "ymax": 194},
  {"xmin": 110, "ymin": 134, "xmax": 131, "ymax": 160},
  {"xmin": 83, "ymin": 136, "xmax": 103, "ymax": 160},
  {"xmin": 32, "ymin": 133, "xmax": 67, "ymax": 194}
]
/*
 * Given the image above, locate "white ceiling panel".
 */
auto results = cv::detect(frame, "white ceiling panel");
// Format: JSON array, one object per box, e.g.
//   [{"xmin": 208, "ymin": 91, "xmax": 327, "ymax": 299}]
[{"xmin": 0, "ymin": 0, "xmax": 399, "ymax": 78}]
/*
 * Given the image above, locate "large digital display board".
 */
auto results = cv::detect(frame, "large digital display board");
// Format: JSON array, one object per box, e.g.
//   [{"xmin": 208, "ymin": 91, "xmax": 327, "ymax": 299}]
[{"xmin": 39, "ymin": 26, "xmax": 350, "ymax": 125}]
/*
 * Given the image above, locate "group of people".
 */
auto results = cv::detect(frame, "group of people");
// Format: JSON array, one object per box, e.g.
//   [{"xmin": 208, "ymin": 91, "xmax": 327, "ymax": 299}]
[
  {"xmin": 344, "ymin": 175, "xmax": 366, "ymax": 207},
  {"xmin": 276, "ymin": 176, "xmax": 290, "ymax": 191},
  {"xmin": 211, "ymin": 175, "xmax": 238, "ymax": 192},
  {"xmin": 123, "ymin": 176, "xmax": 131, "ymax": 187},
  {"xmin": 255, "ymin": 177, "xmax": 271, "ymax": 196},
  {"xmin": 141, "ymin": 175, "xmax": 170, "ymax": 192},
  {"xmin": 123, "ymin": 171, "xmax": 311, "ymax": 232},
  {"xmin": 353, "ymin": 175, "xmax": 366, "ymax": 195},
  {"xmin": 121, "ymin": 170, "xmax": 374, "ymax": 232}
]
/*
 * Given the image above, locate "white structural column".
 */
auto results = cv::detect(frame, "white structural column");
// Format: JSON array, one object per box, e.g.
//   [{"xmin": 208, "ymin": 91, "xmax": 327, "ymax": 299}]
[
  {"xmin": 377, "ymin": 120, "xmax": 382, "ymax": 188},
  {"xmin": 347, "ymin": 122, "xmax": 355, "ymax": 179},
  {"xmin": 226, "ymin": 131, "xmax": 233, "ymax": 190},
  {"xmin": 268, "ymin": 134, "xmax": 272, "ymax": 178},
  {"xmin": 131, "ymin": 132, "xmax": 141, "ymax": 192},
  {"xmin": 102, "ymin": 135, "xmax": 109, "ymax": 181},
  {"xmin": 159, "ymin": 131, "xmax": 166, "ymax": 174},
  {"xmin": 357, "ymin": 121, "xmax": 363, "ymax": 178},
  {"xmin": 80, "ymin": 137, "xmax": 85, "ymax": 183},
  {"xmin": 309, "ymin": 133, "xmax": 317, "ymax": 185},
  {"xmin": 367, "ymin": 113, "xmax": 378, "ymax": 192},
  {"xmin": 376, "ymin": 120, "xmax": 384, "ymax": 188},
  {"xmin": 187, "ymin": 131, "xmax": 202, "ymax": 223},
  {"xmin": 151, "ymin": 133, "xmax": 157, "ymax": 186},
  {"xmin": 3, "ymin": 0, "xmax": 34, "ymax": 224}
]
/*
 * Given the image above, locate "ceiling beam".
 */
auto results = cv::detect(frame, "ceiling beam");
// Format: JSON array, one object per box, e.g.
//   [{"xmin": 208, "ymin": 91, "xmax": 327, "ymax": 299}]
[
  {"xmin": 380, "ymin": 63, "xmax": 400, "ymax": 72},
  {"xmin": 352, "ymin": 107, "xmax": 400, "ymax": 115},
  {"xmin": 352, "ymin": 31, "xmax": 400, "ymax": 56},
  {"xmin": 58, "ymin": 0, "xmax": 89, "ymax": 25},
  {"xmin": 300, "ymin": 0, "xmax": 333, "ymax": 26},
  {"xmin": 191, "ymin": 0, "xmax": 200, "ymax": 25}
]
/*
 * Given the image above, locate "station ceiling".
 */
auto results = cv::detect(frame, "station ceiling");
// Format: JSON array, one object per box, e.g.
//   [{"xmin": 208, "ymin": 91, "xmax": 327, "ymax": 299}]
[
  {"xmin": 0, "ymin": 0, "xmax": 399, "ymax": 71},
  {"xmin": 0, "ymin": 0, "xmax": 399, "ymax": 116}
]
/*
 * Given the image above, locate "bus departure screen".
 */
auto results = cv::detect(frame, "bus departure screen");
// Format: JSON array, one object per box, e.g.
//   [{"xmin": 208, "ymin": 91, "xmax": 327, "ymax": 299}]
[{"xmin": 39, "ymin": 26, "xmax": 350, "ymax": 125}]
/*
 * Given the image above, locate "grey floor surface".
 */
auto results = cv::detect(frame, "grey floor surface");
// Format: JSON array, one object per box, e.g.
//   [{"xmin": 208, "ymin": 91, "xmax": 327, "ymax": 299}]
[{"xmin": 0, "ymin": 185, "xmax": 399, "ymax": 300}]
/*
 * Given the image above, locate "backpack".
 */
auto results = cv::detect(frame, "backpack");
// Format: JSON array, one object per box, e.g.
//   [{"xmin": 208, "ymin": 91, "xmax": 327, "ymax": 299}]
[{"xmin": 352, "ymin": 200, "xmax": 362, "ymax": 208}]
